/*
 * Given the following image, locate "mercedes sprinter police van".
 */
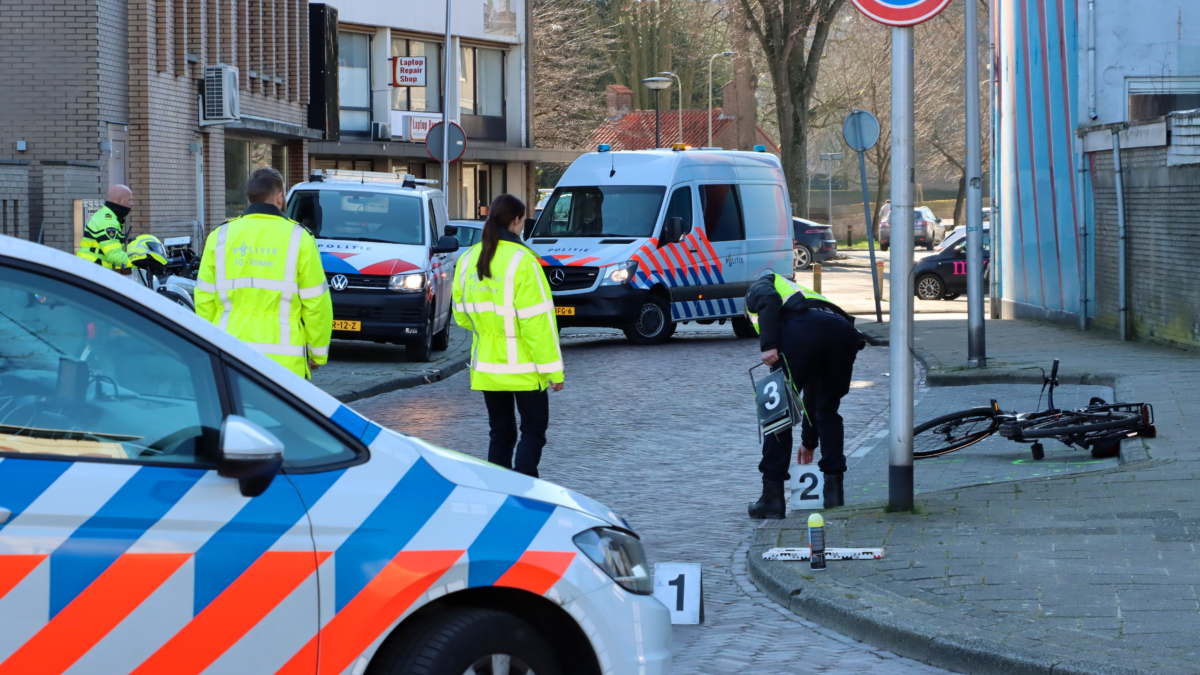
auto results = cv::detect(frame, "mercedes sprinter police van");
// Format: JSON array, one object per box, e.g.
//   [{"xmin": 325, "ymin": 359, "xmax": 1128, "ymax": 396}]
[{"xmin": 527, "ymin": 146, "xmax": 794, "ymax": 344}]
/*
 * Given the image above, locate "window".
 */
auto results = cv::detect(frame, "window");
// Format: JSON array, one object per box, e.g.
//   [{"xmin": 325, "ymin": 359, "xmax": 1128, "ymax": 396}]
[
  {"xmin": 739, "ymin": 184, "xmax": 788, "ymax": 239},
  {"xmin": 664, "ymin": 186, "xmax": 693, "ymax": 233},
  {"xmin": 229, "ymin": 370, "xmax": 356, "ymax": 470},
  {"xmin": 391, "ymin": 38, "xmax": 441, "ymax": 113},
  {"xmin": 339, "ymin": 32, "xmax": 372, "ymax": 133},
  {"xmin": 0, "ymin": 264, "xmax": 222, "ymax": 464},
  {"xmin": 225, "ymin": 141, "xmax": 289, "ymax": 219},
  {"xmin": 699, "ymin": 184, "xmax": 745, "ymax": 242},
  {"xmin": 427, "ymin": 200, "xmax": 440, "ymax": 242},
  {"xmin": 286, "ymin": 190, "xmax": 425, "ymax": 244},
  {"xmin": 1127, "ymin": 77, "xmax": 1200, "ymax": 121},
  {"xmin": 454, "ymin": 226, "xmax": 482, "ymax": 246},
  {"xmin": 530, "ymin": 186, "xmax": 666, "ymax": 238},
  {"xmin": 459, "ymin": 46, "xmax": 504, "ymax": 117}
]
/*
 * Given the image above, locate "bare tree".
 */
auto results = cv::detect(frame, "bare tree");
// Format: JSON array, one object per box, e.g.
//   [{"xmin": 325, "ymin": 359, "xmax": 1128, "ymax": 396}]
[
  {"xmin": 727, "ymin": 0, "xmax": 759, "ymax": 150},
  {"xmin": 739, "ymin": 0, "xmax": 847, "ymax": 218},
  {"xmin": 532, "ymin": 0, "xmax": 612, "ymax": 149}
]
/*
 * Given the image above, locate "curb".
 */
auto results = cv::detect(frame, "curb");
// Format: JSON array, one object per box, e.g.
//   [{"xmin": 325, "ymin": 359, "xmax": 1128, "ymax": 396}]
[{"xmin": 329, "ymin": 355, "xmax": 468, "ymax": 403}]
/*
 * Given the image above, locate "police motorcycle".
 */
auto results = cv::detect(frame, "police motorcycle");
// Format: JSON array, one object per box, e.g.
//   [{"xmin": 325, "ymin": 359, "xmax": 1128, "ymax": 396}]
[{"xmin": 126, "ymin": 234, "xmax": 198, "ymax": 311}]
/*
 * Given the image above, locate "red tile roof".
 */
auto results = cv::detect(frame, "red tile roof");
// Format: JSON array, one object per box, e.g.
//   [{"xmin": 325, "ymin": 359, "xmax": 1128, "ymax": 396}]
[{"xmin": 586, "ymin": 108, "xmax": 780, "ymax": 153}]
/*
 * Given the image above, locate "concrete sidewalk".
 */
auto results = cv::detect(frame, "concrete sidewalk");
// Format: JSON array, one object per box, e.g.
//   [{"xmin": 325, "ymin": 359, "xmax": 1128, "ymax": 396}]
[
  {"xmin": 311, "ymin": 327, "xmax": 471, "ymax": 402},
  {"xmin": 748, "ymin": 319, "xmax": 1200, "ymax": 675}
]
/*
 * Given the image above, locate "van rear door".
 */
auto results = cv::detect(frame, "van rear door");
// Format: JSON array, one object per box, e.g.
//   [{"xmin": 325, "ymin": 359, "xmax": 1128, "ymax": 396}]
[
  {"xmin": 740, "ymin": 183, "xmax": 793, "ymax": 280},
  {"xmin": 695, "ymin": 183, "xmax": 748, "ymax": 315}
]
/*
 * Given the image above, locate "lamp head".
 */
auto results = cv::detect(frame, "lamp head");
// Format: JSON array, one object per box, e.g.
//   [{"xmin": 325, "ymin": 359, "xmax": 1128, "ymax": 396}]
[{"xmin": 642, "ymin": 77, "xmax": 672, "ymax": 91}]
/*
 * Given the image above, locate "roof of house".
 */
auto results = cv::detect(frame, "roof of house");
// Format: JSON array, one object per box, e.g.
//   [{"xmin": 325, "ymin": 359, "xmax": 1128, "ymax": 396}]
[{"xmin": 586, "ymin": 108, "xmax": 781, "ymax": 153}]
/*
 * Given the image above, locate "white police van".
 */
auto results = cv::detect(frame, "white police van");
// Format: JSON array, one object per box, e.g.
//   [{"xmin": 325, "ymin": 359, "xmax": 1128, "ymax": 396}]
[
  {"xmin": 0, "ymin": 235, "xmax": 672, "ymax": 674},
  {"xmin": 528, "ymin": 146, "xmax": 794, "ymax": 344}
]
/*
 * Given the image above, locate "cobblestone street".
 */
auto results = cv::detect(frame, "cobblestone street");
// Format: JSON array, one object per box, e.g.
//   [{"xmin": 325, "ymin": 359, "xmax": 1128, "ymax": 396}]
[{"xmin": 353, "ymin": 327, "xmax": 952, "ymax": 674}]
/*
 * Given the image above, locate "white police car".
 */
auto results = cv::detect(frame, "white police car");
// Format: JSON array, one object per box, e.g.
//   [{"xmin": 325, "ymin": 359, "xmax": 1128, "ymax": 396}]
[{"xmin": 0, "ymin": 235, "xmax": 671, "ymax": 674}]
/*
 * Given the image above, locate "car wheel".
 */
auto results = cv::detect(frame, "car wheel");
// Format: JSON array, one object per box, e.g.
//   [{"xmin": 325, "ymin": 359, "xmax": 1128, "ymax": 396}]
[
  {"xmin": 880, "ymin": 242, "xmax": 889, "ymax": 252},
  {"xmin": 793, "ymin": 245, "xmax": 813, "ymax": 270},
  {"xmin": 915, "ymin": 274, "xmax": 944, "ymax": 301},
  {"xmin": 622, "ymin": 295, "xmax": 674, "ymax": 345},
  {"xmin": 431, "ymin": 319, "xmax": 450, "ymax": 351},
  {"xmin": 367, "ymin": 608, "xmax": 562, "ymax": 675},
  {"xmin": 926, "ymin": 242, "xmax": 935, "ymax": 251},
  {"xmin": 406, "ymin": 317, "xmax": 434, "ymax": 362},
  {"xmin": 732, "ymin": 315, "xmax": 757, "ymax": 339}
]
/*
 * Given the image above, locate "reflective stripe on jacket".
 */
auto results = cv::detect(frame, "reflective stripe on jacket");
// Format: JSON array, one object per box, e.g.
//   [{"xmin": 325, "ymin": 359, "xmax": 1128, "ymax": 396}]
[
  {"xmin": 75, "ymin": 206, "xmax": 129, "ymax": 269},
  {"xmin": 746, "ymin": 273, "xmax": 842, "ymax": 333},
  {"xmin": 452, "ymin": 239, "xmax": 563, "ymax": 391},
  {"xmin": 195, "ymin": 210, "xmax": 333, "ymax": 379}
]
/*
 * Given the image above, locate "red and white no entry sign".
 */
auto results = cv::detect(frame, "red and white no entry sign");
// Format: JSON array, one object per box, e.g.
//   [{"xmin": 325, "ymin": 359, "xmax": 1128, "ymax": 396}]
[{"xmin": 851, "ymin": 0, "xmax": 953, "ymax": 26}]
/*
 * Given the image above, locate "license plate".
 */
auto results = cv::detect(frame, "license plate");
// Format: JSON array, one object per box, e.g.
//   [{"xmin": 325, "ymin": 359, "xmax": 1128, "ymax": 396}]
[
  {"xmin": 555, "ymin": 307, "xmax": 575, "ymax": 316},
  {"xmin": 332, "ymin": 320, "xmax": 361, "ymax": 331}
]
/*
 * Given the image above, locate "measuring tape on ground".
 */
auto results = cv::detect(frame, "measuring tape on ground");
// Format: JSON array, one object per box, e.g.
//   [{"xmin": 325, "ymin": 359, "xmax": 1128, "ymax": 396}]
[{"xmin": 762, "ymin": 547, "xmax": 885, "ymax": 561}]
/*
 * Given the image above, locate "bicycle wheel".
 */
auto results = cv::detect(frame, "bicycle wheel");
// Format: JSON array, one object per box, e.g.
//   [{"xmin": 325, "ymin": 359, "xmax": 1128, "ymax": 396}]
[
  {"xmin": 913, "ymin": 407, "xmax": 1000, "ymax": 459},
  {"xmin": 1003, "ymin": 409, "xmax": 1141, "ymax": 440}
]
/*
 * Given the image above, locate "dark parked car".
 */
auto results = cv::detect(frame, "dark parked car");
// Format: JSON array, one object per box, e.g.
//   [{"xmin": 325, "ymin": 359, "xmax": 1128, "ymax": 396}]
[
  {"xmin": 792, "ymin": 217, "xmax": 837, "ymax": 270},
  {"xmin": 880, "ymin": 206, "xmax": 946, "ymax": 251},
  {"xmin": 913, "ymin": 232, "xmax": 991, "ymax": 300}
]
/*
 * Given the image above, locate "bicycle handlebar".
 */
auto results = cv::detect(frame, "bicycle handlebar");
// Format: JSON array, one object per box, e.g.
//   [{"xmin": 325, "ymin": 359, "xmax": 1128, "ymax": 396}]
[{"xmin": 1050, "ymin": 359, "xmax": 1059, "ymax": 382}]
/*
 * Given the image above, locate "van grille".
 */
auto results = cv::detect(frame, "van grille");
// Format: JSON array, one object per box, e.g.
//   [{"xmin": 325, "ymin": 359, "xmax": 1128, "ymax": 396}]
[
  {"xmin": 543, "ymin": 266, "xmax": 599, "ymax": 292},
  {"xmin": 333, "ymin": 305, "xmax": 423, "ymax": 323},
  {"xmin": 326, "ymin": 273, "xmax": 389, "ymax": 289}
]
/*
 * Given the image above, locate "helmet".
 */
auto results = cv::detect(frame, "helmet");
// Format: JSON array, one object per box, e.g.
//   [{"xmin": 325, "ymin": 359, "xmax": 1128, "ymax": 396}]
[{"xmin": 127, "ymin": 234, "xmax": 168, "ymax": 268}]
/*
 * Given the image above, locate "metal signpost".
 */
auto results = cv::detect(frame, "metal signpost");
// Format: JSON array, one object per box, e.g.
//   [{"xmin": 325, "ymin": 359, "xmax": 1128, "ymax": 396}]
[
  {"xmin": 441, "ymin": 0, "xmax": 452, "ymax": 192},
  {"xmin": 842, "ymin": 110, "xmax": 882, "ymax": 323},
  {"xmin": 849, "ymin": 0, "xmax": 952, "ymax": 512},
  {"xmin": 964, "ymin": 0, "xmax": 987, "ymax": 367}
]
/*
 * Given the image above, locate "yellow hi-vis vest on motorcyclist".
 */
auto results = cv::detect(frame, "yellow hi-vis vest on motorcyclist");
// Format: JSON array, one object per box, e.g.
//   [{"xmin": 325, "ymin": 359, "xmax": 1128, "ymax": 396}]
[
  {"xmin": 453, "ymin": 240, "xmax": 564, "ymax": 391},
  {"xmin": 76, "ymin": 205, "xmax": 131, "ymax": 269},
  {"xmin": 194, "ymin": 210, "xmax": 333, "ymax": 379},
  {"xmin": 747, "ymin": 273, "xmax": 837, "ymax": 333}
]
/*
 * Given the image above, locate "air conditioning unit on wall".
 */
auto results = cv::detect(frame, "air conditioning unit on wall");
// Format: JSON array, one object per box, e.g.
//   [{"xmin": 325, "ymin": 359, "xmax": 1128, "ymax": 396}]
[
  {"xmin": 201, "ymin": 65, "xmax": 240, "ymax": 125},
  {"xmin": 372, "ymin": 122, "xmax": 392, "ymax": 141}
]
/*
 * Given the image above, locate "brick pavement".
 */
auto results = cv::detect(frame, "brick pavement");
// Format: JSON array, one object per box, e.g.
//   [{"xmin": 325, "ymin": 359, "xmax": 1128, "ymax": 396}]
[
  {"xmin": 750, "ymin": 318, "xmax": 1200, "ymax": 675},
  {"xmin": 352, "ymin": 327, "xmax": 952, "ymax": 674},
  {"xmin": 310, "ymin": 326, "xmax": 470, "ymax": 403}
]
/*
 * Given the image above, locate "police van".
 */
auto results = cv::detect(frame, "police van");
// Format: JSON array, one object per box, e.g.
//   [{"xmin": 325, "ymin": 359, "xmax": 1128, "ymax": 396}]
[
  {"xmin": 0, "ymin": 235, "xmax": 672, "ymax": 674},
  {"xmin": 528, "ymin": 146, "xmax": 794, "ymax": 344},
  {"xmin": 284, "ymin": 170, "xmax": 461, "ymax": 362}
]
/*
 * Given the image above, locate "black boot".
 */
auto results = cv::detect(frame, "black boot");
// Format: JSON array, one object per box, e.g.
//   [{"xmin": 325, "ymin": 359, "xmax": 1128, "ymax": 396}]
[
  {"xmin": 748, "ymin": 478, "xmax": 786, "ymax": 519},
  {"xmin": 823, "ymin": 473, "xmax": 844, "ymax": 508}
]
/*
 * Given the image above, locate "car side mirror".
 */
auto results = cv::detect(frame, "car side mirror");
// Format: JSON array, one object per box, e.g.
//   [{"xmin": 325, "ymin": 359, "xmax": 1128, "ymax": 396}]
[
  {"xmin": 431, "ymin": 235, "xmax": 461, "ymax": 254},
  {"xmin": 659, "ymin": 217, "xmax": 686, "ymax": 246},
  {"xmin": 443, "ymin": 224, "xmax": 459, "ymax": 236},
  {"xmin": 218, "ymin": 415, "xmax": 283, "ymax": 498},
  {"xmin": 523, "ymin": 218, "xmax": 536, "ymax": 240}
]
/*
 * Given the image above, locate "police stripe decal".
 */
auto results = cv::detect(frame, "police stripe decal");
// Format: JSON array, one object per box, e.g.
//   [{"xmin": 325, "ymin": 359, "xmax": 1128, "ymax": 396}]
[
  {"xmin": 0, "ymin": 459, "xmax": 71, "ymax": 535},
  {"xmin": 466, "ymin": 496, "xmax": 556, "ymax": 588}
]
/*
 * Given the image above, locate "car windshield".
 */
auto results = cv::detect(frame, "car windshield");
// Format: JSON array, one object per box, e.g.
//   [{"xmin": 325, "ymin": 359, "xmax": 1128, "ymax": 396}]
[
  {"xmin": 286, "ymin": 189, "xmax": 425, "ymax": 245},
  {"xmin": 531, "ymin": 186, "xmax": 666, "ymax": 238}
]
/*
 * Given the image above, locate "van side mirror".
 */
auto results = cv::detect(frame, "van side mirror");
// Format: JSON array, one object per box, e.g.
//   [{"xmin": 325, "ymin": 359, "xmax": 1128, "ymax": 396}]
[
  {"xmin": 523, "ymin": 218, "xmax": 536, "ymax": 240},
  {"xmin": 660, "ymin": 217, "xmax": 687, "ymax": 246},
  {"xmin": 218, "ymin": 415, "xmax": 283, "ymax": 497},
  {"xmin": 443, "ymin": 224, "xmax": 459, "ymax": 236},
  {"xmin": 431, "ymin": 235, "xmax": 461, "ymax": 254}
]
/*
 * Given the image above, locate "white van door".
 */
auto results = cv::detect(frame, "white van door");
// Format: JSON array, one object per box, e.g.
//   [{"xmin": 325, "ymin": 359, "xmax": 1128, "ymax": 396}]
[
  {"xmin": 695, "ymin": 183, "xmax": 748, "ymax": 316},
  {"xmin": 740, "ymin": 183, "xmax": 793, "ymax": 281}
]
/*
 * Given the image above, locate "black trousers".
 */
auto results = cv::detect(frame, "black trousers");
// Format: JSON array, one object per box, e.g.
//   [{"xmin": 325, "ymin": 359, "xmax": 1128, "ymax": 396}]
[
  {"xmin": 759, "ymin": 310, "xmax": 860, "ymax": 482},
  {"xmin": 483, "ymin": 389, "xmax": 550, "ymax": 478}
]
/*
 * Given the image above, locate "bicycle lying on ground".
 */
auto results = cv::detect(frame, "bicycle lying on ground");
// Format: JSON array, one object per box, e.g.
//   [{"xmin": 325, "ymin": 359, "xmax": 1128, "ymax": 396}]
[{"xmin": 912, "ymin": 359, "xmax": 1155, "ymax": 461}]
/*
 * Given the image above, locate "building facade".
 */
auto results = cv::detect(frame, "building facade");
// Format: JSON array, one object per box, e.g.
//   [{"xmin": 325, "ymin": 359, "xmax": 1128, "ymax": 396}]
[
  {"xmin": 992, "ymin": 0, "xmax": 1200, "ymax": 345},
  {"xmin": 0, "ymin": 0, "xmax": 317, "ymax": 252},
  {"xmin": 309, "ymin": 0, "xmax": 580, "ymax": 220}
]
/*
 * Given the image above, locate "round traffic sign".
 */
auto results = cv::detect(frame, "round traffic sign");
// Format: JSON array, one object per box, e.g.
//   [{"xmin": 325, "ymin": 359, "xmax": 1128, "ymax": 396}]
[
  {"xmin": 850, "ymin": 0, "xmax": 953, "ymax": 26},
  {"xmin": 425, "ymin": 121, "xmax": 466, "ymax": 163},
  {"xmin": 842, "ymin": 109, "xmax": 880, "ymax": 152}
]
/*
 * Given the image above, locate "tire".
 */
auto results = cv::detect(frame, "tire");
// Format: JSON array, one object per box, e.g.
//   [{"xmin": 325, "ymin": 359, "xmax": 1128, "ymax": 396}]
[
  {"xmin": 732, "ymin": 315, "xmax": 757, "ymax": 339},
  {"xmin": 913, "ymin": 407, "xmax": 1000, "ymax": 459},
  {"xmin": 1000, "ymin": 410, "xmax": 1141, "ymax": 440},
  {"xmin": 880, "ymin": 242, "xmax": 889, "ymax": 252},
  {"xmin": 915, "ymin": 274, "xmax": 944, "ymax": 301},
  {"xmin": 793, "ymin": 245, "xmax": 813, "ymax": 270},
  {"xmin": 623, "ymin": 295, "xmax": 673, "ymax": 345},
  {"xmin": 926, "ymin": 242, "xmax": 935, "ymax": 251},
  {"xmin": 367, "ymin": 607, "xmax": 562, "ymax": 675},
  {"xmin": 406, "ymin": 317, "xmax": 434, "ymax": 362},
  {"xmin": 431, "ymin": 320, "xmax": 450, "ymax": 351}
]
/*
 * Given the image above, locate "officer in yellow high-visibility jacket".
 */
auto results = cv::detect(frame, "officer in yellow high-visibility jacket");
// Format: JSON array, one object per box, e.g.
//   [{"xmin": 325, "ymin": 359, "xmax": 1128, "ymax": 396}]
[
  {"xmin": 76, "ymin": 185, "xmax": 135, "ymax": 269},
  {"xmin": 453, "ymin": 194, "xmax": 563, "ymax": 478},
  {"xmin": 195, "ymin": 168, "xmax": 332, "ymax": 379},
  {"xmin": 744, "ymin": 270, "xmax": 864, "ymax": 516}
]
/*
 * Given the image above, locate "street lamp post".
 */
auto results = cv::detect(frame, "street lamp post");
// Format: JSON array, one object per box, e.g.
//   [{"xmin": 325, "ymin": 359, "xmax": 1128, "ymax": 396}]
[
  {"xmin": 659, "ymin": 71, "xmax": 683, "ymax": 145},
  {"xmin": 707, "ymin": 51, "xmax": 736, "ymax": 147},
  {"xmin": 819, "ymin": 152, "xmax": 844, "ymax": 227},
  {"xmin": 642, "ymin": 77, "xmax": 672, "ymax": 148}
]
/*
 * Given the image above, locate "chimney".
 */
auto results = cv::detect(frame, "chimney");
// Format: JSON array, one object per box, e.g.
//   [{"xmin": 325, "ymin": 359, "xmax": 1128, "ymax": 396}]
[
  {"xmin": 606, "ymin": 84, "xmax": 632, "ymax": 119},
  {"xmin": 719, "ymin": 80, "xmax": 738, "ymax": 118}
]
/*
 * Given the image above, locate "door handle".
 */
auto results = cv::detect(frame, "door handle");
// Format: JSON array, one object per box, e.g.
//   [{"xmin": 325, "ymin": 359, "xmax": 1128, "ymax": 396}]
[{"xmin": 0, "ymin": 507, "xmax": 11, "ymax": 525}]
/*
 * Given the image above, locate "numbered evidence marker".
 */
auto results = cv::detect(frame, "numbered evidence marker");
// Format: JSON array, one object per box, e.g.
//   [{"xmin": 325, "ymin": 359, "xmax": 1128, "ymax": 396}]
[
  {"xmin": 788, "ymin": 466, "xmax": 826, "ymax": 510},
  {"xmin": 652, "ymin": 563, "xmax": 703, "ymax": 624},
  {"xmin": 755, "ymin": 368, "xmax": 797, "ymax": 436}
]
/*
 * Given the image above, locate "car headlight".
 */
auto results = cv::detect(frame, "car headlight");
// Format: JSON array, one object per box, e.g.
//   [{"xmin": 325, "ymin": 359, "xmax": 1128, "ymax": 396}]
[
  {"xmin": 389, "ymin": 273, "xmax": 425, "ymax": 292},
  {"xmin": 600, "ymin": 260, "xmax": 639, "ymax": 286},
  {"xmin": 573, "ymin": 527, "xmax": 652, "ymax": 594}
]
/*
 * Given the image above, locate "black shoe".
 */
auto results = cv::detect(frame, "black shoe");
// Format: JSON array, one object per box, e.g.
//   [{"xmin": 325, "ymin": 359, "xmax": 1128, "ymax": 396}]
[
  {"xmin": 748, "ymin": 478, "xmax": 786, "ymax": 519},
  {"xmin": 823, "ymin": 473, "xmax": 845, "ymax": 508}
]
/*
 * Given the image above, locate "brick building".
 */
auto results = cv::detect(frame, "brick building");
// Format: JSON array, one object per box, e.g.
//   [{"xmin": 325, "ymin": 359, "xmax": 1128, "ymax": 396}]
[{"xmin": 0, "ymin": 0, "xmax": 318, "ymax": 252}]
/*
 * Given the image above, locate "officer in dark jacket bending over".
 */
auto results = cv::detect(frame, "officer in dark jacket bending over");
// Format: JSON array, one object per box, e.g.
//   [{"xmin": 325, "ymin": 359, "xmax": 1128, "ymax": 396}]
[{"xmin": 745, "ymin": 270, "xmax": 864, "ymax": 518}]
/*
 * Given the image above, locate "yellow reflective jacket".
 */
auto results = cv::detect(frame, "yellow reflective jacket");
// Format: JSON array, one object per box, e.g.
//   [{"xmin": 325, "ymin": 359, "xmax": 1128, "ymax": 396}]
[
  {"xmin": 195, "ymin": 205, "xmax": 333, "ymax": 379},
  {"xmin": 76, "ymin": 205, "xmax": 130, "ymax": 269},
  {"xmin": 453, "ymin": 237, "xmax": 563, "ymax": 391}
]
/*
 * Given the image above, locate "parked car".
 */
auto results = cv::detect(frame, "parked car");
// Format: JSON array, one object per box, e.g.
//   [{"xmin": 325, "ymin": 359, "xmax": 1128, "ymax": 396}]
[
  {"xmin": 880, "ymin": 206, "xmax": 946, "ymax": 251},
  {"xmin": 0, "ymin": 234, "xmax": 673, "ymax": 675},
  {"xmin": 913, "ymin": 231, "xmax": 992, "ymax": 300},
  {"xmin": 285, "ymin": 170, "xmax": 460, "ymax": 362},
  {"xmin": 936, "ymin": 223, "xmax": 990, "ymax": 253},
  {"xmin": 791, "ymin": 217, "xmax": 837, "ymax": 270},
  {"xmin": 449, "ymin": 219, "xmax": 484, "ymax": 247}
]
